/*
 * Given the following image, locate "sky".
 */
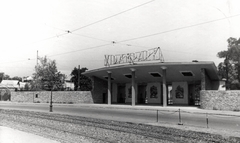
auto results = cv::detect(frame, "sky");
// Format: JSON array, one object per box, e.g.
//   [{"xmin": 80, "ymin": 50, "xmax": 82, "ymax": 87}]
[{"xmin": 0, "ymin": 0, "xmax": 240, "ymax": 78}]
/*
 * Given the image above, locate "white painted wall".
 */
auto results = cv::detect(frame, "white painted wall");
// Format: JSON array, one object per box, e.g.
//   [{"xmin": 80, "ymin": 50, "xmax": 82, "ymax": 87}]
[
  {"xmin": 172, "ymin": 82, "xmax": 188, "ymax": 104},
  {"xmin": 146, "ymin": 82, "xmax": 161, "ymax": 104}
]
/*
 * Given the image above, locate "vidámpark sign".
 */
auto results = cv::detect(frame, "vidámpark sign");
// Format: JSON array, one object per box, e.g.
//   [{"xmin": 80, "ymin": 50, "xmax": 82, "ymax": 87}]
[{"xmin": 104, "ymin": 47, "xmax": 164, "ymax": 67}]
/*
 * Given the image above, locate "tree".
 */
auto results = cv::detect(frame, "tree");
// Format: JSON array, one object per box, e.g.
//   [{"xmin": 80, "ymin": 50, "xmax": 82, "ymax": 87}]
[
  {"xmin": 3, "ymin": 74, "xmax": 10, "ymax": 80},
  {"xmin": 217, "ymin": 37, "xmax": 240, "ymax": 89},
  {"xmin": 11, "ymin": 76, "xmax": 22, "ymax": 81},
  {"xmin": 70, "ymin": 67, "xmax": 92, "ymax": 91},
  {"xmin": 32, "ymin": 56, "xmax": 66, "ymax": 91},
  {"xmin": 0, "ymin": 73, "xmax": 4, "ymax": 83},
  {"xmin": 24, "ymin": 83, "xmax": 30, "ymax": 91}
]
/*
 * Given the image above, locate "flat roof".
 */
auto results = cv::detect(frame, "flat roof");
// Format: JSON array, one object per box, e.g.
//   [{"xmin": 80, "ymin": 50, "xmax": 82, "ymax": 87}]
[{"xmin": 83, "ymin": 61, "xmax": 219, "ymax": 83}]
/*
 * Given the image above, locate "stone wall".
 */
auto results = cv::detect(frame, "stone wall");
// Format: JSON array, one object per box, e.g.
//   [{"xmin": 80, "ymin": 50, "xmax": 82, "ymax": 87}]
[
  {"xmin": 11, "ymin": 91, "xmax": 94, "ymax": 104},
  {"xmin": 200, "ymin": 90, "xmax": 240, "ymax": 111}
]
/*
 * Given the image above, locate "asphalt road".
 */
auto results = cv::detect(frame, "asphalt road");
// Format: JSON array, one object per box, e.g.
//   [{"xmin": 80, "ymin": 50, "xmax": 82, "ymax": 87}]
[{"xmin": 0, "ymin": 103, "xmax": 240, "ymax": 131}]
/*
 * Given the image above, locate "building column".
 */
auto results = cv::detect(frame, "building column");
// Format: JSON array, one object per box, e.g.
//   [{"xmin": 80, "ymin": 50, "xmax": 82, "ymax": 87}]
[
  {"xmin": 161, "ymin": 66, "xmax": 167, "ymax": 107},
  {"xmin": 131, "ymin": 68, "xmax": 136, "ymax": 106},
  {"xmin": 201, "ymin": 68, "xmax": 206, "ymax": 90},
  {"xmin": 107, "ymin": 71, "xmax": 112, "ymax": 105}
]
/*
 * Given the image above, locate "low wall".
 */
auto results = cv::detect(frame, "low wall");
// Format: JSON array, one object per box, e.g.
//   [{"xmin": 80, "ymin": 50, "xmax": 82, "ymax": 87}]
[
  {"xmin": 200, "ymin": 90, "xmax": 240, "ymax": 111},
  {"xmin": 11, "ymin": 91, "xmax": 94, "ymax": 104}
]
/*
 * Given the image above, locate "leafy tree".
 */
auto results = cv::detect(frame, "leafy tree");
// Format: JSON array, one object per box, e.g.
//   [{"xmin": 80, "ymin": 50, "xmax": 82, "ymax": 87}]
[
  {"xmin": 11, "ymin": 76, "xmax": 22, "ymax": 81},
  {"xmin": 24, "ymin": 83, "xmax": 30, "ymax": 91},
  {"xmin": 70, "ymin": 67, "xmax": 92, "ymax": 91},
  {"xmin": 217, "ymin": 37, "xmax": 240, "ymax": 89},
  {"xmin": 0, "ymin": 73, "xmax": 3, "ymax": 83},
  {"xmin": 3, "ymin": 74, "xmax": 10, "ymax": 80},
  {"xmin": 32, "ymin": 56, "xmax": 66, "ymax": 91}
]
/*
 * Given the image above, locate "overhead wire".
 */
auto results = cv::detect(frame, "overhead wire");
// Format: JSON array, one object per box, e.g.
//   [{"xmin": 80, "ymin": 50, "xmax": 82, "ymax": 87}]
[
  {"xmin": 35, "ymin": 0, "xmax": 156, "ymax": 44},
  {"xmin": 45, "ymin": 13, "xmax": 240, "ymax": 58},
  {"xmin": 4, "ymin": 5, "xmax": 240, "ymax": 64},
  {"xmin": 47, "ymin": 43, "xmax": 113, "ymax": 57},
  {"xmin": 3, "ymin": 13, "xmax": 240, "ymax": 64},
  {"xmin": 21, "ymin": 32, "xmax": 69, "ymax": 48},
  {"xmin": 70, "ymin": 0, "xmax": 155, "ymax": 32},
  {"xmin": 117, "ymin": 14, "xmax": 240, "ymax": 43},
  {"xmin": 71, "ymin": 33, "xmax": 110, "ymax": 42},
  {"xmin": 1, "ymin": 0, "xmax": 156, "ymax": 65}
]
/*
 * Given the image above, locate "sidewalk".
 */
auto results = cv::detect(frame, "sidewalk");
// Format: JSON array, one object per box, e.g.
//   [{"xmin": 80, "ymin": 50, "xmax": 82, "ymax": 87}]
[
  {"xmin": 0, "ymin": 126, "xmax": 60, "ymax": 143},
  {"xmin": 76, "ymin": 103, "xmax": 240, "ymax": 116},
  {"xmin": 1, "ymin": 101, "xmax": 240, "ymax": 117}
]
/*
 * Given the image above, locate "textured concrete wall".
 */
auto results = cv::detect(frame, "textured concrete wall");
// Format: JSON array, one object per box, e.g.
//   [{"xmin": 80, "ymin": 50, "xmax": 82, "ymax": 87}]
[
  {"xmin": 91, "ymin": 76, "xmax": 107, "ymax": 103},
  {"xmin": 200, "ymin": 90, "xmax": 240, "ymax": 111},
  {"xmin": 11, "ymin": 91, "xmax": 93, "ymax": 103}
]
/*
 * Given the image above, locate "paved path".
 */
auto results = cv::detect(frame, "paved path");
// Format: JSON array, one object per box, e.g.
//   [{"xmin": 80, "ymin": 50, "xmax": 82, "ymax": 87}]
[
  {"xmin": 0, "ymin": 126, "xmax": 60, "ymax": 143},
  {"xmin": 1, "ymin": 102, "xmax": 240, "ymax": 131}
]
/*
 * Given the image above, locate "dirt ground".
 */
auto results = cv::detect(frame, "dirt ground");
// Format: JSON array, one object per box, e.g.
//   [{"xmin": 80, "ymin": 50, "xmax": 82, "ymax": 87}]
[{"xmin": 147, "ymin": 121, "xmax": 240, "ymax": 138}]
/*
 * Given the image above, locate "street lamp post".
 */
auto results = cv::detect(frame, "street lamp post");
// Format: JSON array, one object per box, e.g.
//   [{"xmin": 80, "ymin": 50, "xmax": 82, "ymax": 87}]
[{"xmin": 50, "ymin": 88, "xmax": 53, "ymax": 112}]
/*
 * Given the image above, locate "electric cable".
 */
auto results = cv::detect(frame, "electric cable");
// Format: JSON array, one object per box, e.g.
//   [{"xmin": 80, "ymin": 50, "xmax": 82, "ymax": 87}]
[
  {"xmin": 15, "ymin": 0, "xmax": 155, "ymax": 50},
  {"xmin": 70, "ymin": 0, "xmax": 155, "ymax": 32},
  {"xmin": 3, "ymin": 12, "xmax": 240, "ymax": 64},
  {"xmin": 118, "ymin": 14, "xmax": 240, "ymax": 43}
]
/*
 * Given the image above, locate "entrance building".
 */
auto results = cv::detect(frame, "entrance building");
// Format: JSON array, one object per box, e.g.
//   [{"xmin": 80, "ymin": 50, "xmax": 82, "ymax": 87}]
[{"xmin": 83, "ymin": 61, "xmax": 225, "ymax": 106}]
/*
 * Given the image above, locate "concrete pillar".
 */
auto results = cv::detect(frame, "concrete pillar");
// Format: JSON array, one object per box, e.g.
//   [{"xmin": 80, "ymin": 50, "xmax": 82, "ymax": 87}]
[
  {"xmin": 201, "ymin": 68, "xmax": 206, "ymax": 90},
  {"xmin": 107, "ymin": 71, "xmax": 111, "ymax": 105},
  {"xmin": 131, "ymin": 68, "xmax": 136, "ymax": 106},
  {"xmin": 162, "ymin": 66, "xmax": 167, "ymax": 107}
]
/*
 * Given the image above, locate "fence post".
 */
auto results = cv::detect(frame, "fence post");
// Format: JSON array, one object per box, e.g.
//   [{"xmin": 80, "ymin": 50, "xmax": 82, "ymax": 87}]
[
  {"xmin": 156, "ymin": 110, "xmax": 158, "ymax": 122},
  {"xmin": 178, "ymin": 109, "xmax": 183, "ymax": 125},
  {"xmin": 206, "ymin": 113, "xmax": 209, "ymax": 128}
]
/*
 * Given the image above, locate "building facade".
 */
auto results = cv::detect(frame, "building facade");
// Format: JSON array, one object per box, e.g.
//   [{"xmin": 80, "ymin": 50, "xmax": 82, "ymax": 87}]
[{"xmin": 83, "ymin": 61, "xmax": 224, "ymax": 106}]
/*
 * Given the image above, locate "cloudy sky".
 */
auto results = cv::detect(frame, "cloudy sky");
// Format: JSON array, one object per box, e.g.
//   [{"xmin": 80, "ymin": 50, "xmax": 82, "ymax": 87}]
[{"xmin": 1, "ymin": 0, "xmax": 240, "ymax": 78}]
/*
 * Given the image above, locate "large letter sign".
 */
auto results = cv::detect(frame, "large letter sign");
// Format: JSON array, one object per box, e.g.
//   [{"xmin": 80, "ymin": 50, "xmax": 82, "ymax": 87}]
[{"xmin": 104, "ymin": 47, "xmax": 164, "ymax": 67}]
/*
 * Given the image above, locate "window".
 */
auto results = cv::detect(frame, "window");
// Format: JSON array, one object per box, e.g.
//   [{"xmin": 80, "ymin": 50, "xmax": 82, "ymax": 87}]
[
  {"xmin": 149, "ymin": 72, "xmax": 162, "ymax": 77},
  {"xmin": 180, "ymin": 71, "xmax": 194, "ymax": 77},
  {"xmin": 103, "ymin": 76, "xmax": 114, "ymax": 80},
  {"xmin": 124, "ymin": 74, "xmax": 132, "ymax": 78}
]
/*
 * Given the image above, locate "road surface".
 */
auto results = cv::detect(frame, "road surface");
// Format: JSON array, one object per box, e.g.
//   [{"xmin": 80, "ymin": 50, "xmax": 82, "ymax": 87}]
[{"xmin": 0, "ymin": 103, "xmax": 239, "ymax": 131}]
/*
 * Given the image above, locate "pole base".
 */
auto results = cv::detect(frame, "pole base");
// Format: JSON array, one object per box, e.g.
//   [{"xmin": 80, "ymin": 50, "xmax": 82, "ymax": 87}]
[{"xmin": 50, "ymin": 105, "xmax": 53, "ymax": 112}]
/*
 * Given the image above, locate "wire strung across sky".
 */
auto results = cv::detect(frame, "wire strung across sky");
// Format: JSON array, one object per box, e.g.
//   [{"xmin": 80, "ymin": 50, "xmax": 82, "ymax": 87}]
[
  {"xmin": 2, "ymin": 13, "xmax": 240, "ymax": 65},
  {"xmin": 0, "ymin": 0, "xmax": 155, "ymax": 65},
  {"xmin": 19, "ymin": 0, "xmax": 155, "ymax": 50},
  {"xmin": 2, "ymin": 3, "xmax": 240, "ymax": 65},
  {"xmin": 70, "ymin": 0, "xmax": 156, "ymax": 32},
  {"xmin": 118, "ymin": 14, "xmax": 240, "ymax": 43},
  {"xmin": 46, "ymin": 13, "xmax": 240, "ymax": 58}
]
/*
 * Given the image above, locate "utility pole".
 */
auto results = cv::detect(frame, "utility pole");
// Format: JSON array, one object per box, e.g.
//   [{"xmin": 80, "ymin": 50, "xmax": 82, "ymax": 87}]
[
  {"xmin": 36, "ymin": 50, "xmax": 38, "ymax": 90},
  {"xmin": 50, "ymin": 88, "xmax": 53, "ymax": 112},
  {"xmin": 78, "ymin": 65, "xmax": 81, "ymax": 90}
]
